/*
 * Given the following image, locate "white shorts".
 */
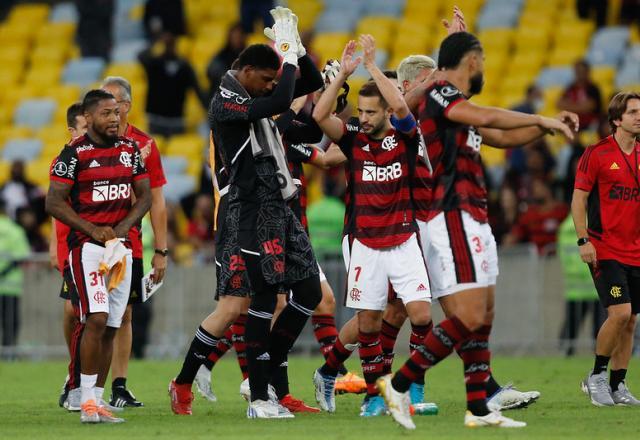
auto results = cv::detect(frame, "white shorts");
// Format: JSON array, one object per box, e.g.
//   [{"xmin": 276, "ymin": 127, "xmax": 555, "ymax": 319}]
[
  {"xmin": 345, "ymin": 233, "xmax": 431, "ymax": 311},
  {"xmin": 418, "ymin": 211, "xmax": 498, "ymax": 299},
  {"xmin": 68, "ymin": 242, "xmax": 132, "ymax": 328}
]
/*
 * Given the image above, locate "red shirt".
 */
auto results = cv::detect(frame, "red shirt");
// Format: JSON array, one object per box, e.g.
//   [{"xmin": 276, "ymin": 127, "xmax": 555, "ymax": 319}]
[
  {"xmin": 509, "ymin": 203, "xmax": 569, "ymax": 255},
  {"xmin": 418, "ymin": 81, "xmax": 488, "ymax": 223},
  {"xmin": 50, "ymin": 134, "xmax": 148, "ymax": 250},
  {"xmin": 338, "ymin": 122, "xmax": 419, "ymax": 249},
  {"xmin": 574, "ymin": 135, "xmax": 640, "ymax": 265},
  {"xmin": 124, "ymin": 124, "xmax": 166, "ymax": 258}
]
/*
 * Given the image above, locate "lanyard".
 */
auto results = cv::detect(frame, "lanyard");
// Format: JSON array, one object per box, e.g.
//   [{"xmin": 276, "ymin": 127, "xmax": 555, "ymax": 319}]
[{"xmin": 618, "ymin": 144, "xmax": 640, "ymax": 189}]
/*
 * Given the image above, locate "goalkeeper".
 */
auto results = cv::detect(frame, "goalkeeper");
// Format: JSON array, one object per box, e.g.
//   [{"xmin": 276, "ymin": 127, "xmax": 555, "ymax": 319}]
[{"xmin": 169, "ymin": 6, "xmax": 324, "ymax": 419}]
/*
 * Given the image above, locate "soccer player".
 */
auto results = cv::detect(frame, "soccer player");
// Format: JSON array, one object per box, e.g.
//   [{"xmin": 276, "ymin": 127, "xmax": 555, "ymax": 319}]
[
  {"xmin": 169, "ymin": 7, "xmax": 324, "ymax": 419},
  {"xmin": 377, "ymin": 32, "xmax": 577, "ymax": 430},
  {"xmin": 312, "ymin": 35, "xmax": 432, "ymax": 417},
  {"xmin": 52, "ymin": 103, "xmax": 87, "ymax": 409},
  {"xmin": 573, "ymin": 92, "xmax": 640, "ymax": 406},
  {"xmin": 46, "ymin": 89, "xmax": 151, "ymax": 423},
  {"xmin": 101, "ymin": 76, "xmax": 168, "ymax": 408}
]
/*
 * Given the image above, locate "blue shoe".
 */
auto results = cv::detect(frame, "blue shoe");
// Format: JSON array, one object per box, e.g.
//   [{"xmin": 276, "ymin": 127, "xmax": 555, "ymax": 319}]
[
  {"xmin": 359, "ymin": 395, "xmax": 387, "ymax": 417},
  {"xmin": 409, "ymin": 383, "xmax": 424, "ymax": 405}
]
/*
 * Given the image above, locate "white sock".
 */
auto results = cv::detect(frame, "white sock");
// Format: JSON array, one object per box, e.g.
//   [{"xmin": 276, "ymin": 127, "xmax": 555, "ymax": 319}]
[
  {"xmin": 95, "ymin": 387, "xmax": 104, "ymax": 403},
  {"xmin": 80, "ymin": 374, "xmax": 98, "ymax": 405}
]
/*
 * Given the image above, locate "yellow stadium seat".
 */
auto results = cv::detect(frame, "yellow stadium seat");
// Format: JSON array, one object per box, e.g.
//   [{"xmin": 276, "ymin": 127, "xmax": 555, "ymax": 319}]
[
  {"xmin": 185, "ymin": 157, "xmax": 204, "ymax": 178},
  {"xmin": 405, "ymin": 0, "xmax": 444, "ymax": 18},
  {"xmin": 38, "ymin": 125, "xmax": 69, "ymax": 145},
  {"xmin": 177, "ymin": 36, "xmax": 193, "ymax": 59},
  {"xmin": 0, "ymin": 23, "xmax": 36, "ymax": 46},
  {"xmin": 31, "ymin": 45, "xmax": 68, "ymax": 69},
  {"xmin": 0, "ymin": 45, "xmax": 29, "ymax": 69},
  {"xmin": 35, "ymin": 22, "xmax": 76, "ymax": 44},
  {"xmin": 23, "ymin": 66, "xmax": 64, "ymax": 90},
  {"xmin": 184, "ymin": 92, "xmax": 205, "ymax": 131},
  {"xmin": 444, "ymin": 0, "xmax": 484, "ymax": 14},
  {"xmin": 0, "ymin": 66, "xmax": 23, "ymax": 87},
  {"xmin": 165, "ymin": 134, "xmax": 206, "ymax": 157},
  {"xmin": 312, "ymin": 33, "xmax": 351, "ymax": 62},
  {"xmin": 505, "ymin": 50, "xmax": 546, "ymax": 75},
  {"xmin": 478, "ymin": 28, "xmax": 514, "ymax": 53},
  {"xmin": 355, "ymin": 16, "xmax": 397, "ymax": 51},
  {"xmin": 43, "ymin": 85, "xmax": 82, "ymax": 108},
  {"xmin": 547, "ymin": 45, "xmax": 586, "ymax": 66},
  {"xmin": 26, "ymin": 159, "xmax": 54, "ymax": 188},
  {"xmin": 499, "ymin": 75, "xmax": 535, "ymax": 97},
  {"xmin": 0, "ymin": 162, "xmax": 10, "ymax": 186},
  {"xmin": 246, "ymin": 32, "xmax": 268, "ymax": 47},
  {"xmin": 103, "ymin": 62, "xmax": 145, "ymax": 83},
  {"xmin": 591, "ymin": 66, "xmax": 616, "ymax": 88},
  {"xmin": 618, "ymin": 83, "xmax": 640, "ymax": 93},
  {"xmin": 498, "ymin": 93, "xmax": 527, "ymax": 109},
  {"xmin": 514, "ymin": 27, "xmax": 552, "ymax": 52},
  {"xmin": 553, "ymin": 20, "xmax": 594, "ymax": 48},
  {"xmin": 480, "ymin": 145, "xmax": 506, "ymax": 167},
  {"xmin": 469, "ymin": 93, "xmax": 497, "ymax": 108},
  {"xmin": 0, "ymin": 126, "xmax": 34, "ymax": 145},
  {"xmin": 630, "ymin": 24, "xmax": 640, "ymax": 44},
  {"xmin": 1, "ymin": 87, "xmax": 41, "ymax": 114},
  {"xmin": 8, "ymin": 3, "xmax": 50, "ymax": 26},
  {"xmin": 41, "ymin": 141, "xmax": 67, "ymax": 163}
]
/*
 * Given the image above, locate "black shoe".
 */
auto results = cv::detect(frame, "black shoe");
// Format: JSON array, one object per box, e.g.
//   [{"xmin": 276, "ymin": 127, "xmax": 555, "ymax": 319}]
[
  {"xmin": 58, "ymin": 377, "xmax": 69, "ymax": 408},
  {"xmin": 110, "ymin": 386, "xmax": 144, "ymax": 408}
]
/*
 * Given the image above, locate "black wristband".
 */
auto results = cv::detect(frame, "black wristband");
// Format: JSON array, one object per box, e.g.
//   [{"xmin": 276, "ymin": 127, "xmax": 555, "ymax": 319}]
[
  {"xmin": 155, "ymin": 248, "xmax": 169, "ymax": 257},
  {"xmin": 577, "ymin": 237, "xmax": 589, "ymax": 246}
]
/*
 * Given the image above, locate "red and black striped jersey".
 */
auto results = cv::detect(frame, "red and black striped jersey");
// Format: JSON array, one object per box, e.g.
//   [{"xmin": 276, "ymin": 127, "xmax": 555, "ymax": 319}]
[
  {"xmin": 50, "ymin": 134, "xmax": 148, "ymax": 250},
  {"xmin": 286, "ymin": 141, "xmax": 317, "ymax": 232},
  {"xmin": 49, "ymin": 154, "xmax": 71, "ymax": 272},
  {"xmin": 418, "ymin": 81, "xmax": 488, "ymax": 223},
  {"xmin": 124, "ymin": 124, "xmax": 166, "ymax": 258},
  {"xmin": 338, "ymin": 121, "xmax": 419, "ymax": 249}
]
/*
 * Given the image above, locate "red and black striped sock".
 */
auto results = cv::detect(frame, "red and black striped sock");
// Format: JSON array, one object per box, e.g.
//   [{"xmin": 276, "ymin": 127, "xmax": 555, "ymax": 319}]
[
  {"xmin": 320, "ymin": 337, "xmax": 353, "ymax": 377},
  {"xmin": 311, "ymin": 314, "xmax": 339, "ymax": 360},
  {"xmin": 359, "ymin": 331, "xmax": 384, "ymax": 397},
  {"xmin": 203, "ymin": 326, "xmax": 234, "ymax": 370},
  {"xmin": 381, "ymin": 320, "xmax": 400, "ymax": 375},
  {"xmin": 231, "ymin": 314, "xmax": 248, "ymax": 380},
  {"xmin": 457, "ymin": 331, "xmax": 491, "ymax": 416},
  {"xmin": 409, "ymin": 322, "xmax": 432, "ymax": 385},
  {"xmin": 477, "ymin": 325, "xmax": 500, "ymax": 396},
  {"xmin": 392, "ymin": 316, "xmax": 471, "ymax": 393}
]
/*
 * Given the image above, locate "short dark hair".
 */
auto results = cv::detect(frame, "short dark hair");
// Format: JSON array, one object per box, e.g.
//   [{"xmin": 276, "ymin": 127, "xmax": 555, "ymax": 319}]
[
  {"xmin": 383, "ymin": 70, "xmax": 397, "ymax": 79},
  {"xmin": 437, "ymin": 31, "xmax": 482, "ymax": 69},
  {"xmin": 66, "ymin": 102, "xmax": 83, "ymax": 128},
  {"xmin": 358, "ymin": 81, "xmax": 388, "ymax": 108},
  {"xmin": 608, "ymin": 91, "xmax": 640, "ymax": 132},
  {"xmin": 236, "ymin": 44, "xmax": 280, "ymax": 70},
  {"xmin": 82, "ymin": 89, "xmax": 115, "ymax": 113}
]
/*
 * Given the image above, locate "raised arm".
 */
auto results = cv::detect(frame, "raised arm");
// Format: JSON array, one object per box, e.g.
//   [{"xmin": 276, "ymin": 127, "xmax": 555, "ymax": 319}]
[
  {"xmin": 294, "ymin": 55, "xmax": 324, "ymax": 98},
  {"xmin": 247, "ymin": 63, "xmax": 297, "ymax": 120},
  {"xmin": 360, "ymin": 34, "xmax": 411, "ymax": 120},
  {"xmin": 313, "ymin": 40, "xmax": 361, "ymax": 142},
  {"xmin": 479, "ymin": 111, "xmax": 579, "ymax": 148},
  {"xmin": 447, "ymin": 100, "xmax": 575, "ymax": 140}
]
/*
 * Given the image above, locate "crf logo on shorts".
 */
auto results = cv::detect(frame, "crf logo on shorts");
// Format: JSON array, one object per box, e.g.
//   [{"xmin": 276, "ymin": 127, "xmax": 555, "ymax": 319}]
[
  {"xmin": 610, "ymin": 285, "xmax": 622, "ymax": 298},
  {"xmin": 362, "ymin": 162, "xmax": 402, "ymax": 182},
  {"xmin": 350, "ymin": 287, "xmax": 361, "ymax": 302},
  {"xmin": 92, "ymin": 184, "xmax": 131, "ymax": 202},
  {"xmin": 93, "ymin": 290, "xmax": 106, "ymax": 304}
]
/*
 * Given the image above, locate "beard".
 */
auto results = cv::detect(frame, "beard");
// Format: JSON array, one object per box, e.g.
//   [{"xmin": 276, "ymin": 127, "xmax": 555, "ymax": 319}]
[{"xmin": 469, "ymin": 72, "xmax": 484, "ymax": 96}]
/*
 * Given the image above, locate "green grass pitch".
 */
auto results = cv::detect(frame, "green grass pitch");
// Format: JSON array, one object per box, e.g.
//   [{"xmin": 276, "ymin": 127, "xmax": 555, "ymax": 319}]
[{"xmin": 1, "ymin": 356, "xmax": 639, "ymax": 439}]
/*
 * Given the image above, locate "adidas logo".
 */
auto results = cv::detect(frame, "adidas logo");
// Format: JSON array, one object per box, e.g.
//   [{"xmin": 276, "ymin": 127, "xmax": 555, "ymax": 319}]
[
  {"xmin": 362, "ymin": 144, "xmax": 370, "ymax": 152},
  {"xmin": 417, "ymin": 283, "xmax": 427, "ymax": 292},
  {"xmin": 610, "ymin": 162, "xmax": 620, "ymax": 170},
  {"xmin": 256, "ymin": 352, "xmax": 271, "ymax": 361},
  {"xmin": 89, "ymin": 160, "xmax": 101, "ymax": 168}
]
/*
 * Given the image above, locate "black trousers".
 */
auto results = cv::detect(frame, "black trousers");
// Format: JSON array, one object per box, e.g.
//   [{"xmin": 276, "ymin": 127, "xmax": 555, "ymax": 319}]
[{"xmin": 0, "ymin": 295, "xmax": 19, "ymax": 347}]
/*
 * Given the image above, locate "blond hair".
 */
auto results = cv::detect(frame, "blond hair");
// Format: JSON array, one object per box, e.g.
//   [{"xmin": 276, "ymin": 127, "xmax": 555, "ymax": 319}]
[{"xmin": 397, "ymin": 55, "xmax": 436, "ymax": 85}]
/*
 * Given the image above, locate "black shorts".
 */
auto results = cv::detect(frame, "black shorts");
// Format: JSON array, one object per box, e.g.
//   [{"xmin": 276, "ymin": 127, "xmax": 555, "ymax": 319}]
[
  {"xmin": 127, "ymin": 257, "xmax": 144, "ymax": 305},
  {"xmin": 58, "ymin": 266, "xmax": 75, "ymax": 300},
  {"xmin": 590, "ymin": 260, "xmax": 640, "ymax": 313},
  {"xmin": 215, "ymin": 194, "xmax": 318, "ymax": 299}
]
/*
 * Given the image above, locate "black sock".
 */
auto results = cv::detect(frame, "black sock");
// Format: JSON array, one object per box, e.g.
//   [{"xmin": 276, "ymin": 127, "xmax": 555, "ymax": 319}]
[
  {"xmin": 467, "ymin": 399, "xmax": 490, "ymax": 417},
  {"xmin": 175, "ymin": 326, "xmax": 219, "ymax": 385},
  {"xmin": 592, "ymin": 354, "xmax": 610, "ymax": 375},
  {"xmin": 246, "ymin": 306, "xmax": 274, "ymax": 402},
  {"xmin": 270, "ymin": 360, "xmax": 290, "ymax": 400},
  {"xmin": 486, "ymin": 374, "xmax": 500, "ymax": 397},
  {"xmin": 112, "ymin": 377, "xmax": 127, "ymax": 389},
  {"xmin": 610, "ymin": 369, "xmax": 627, "ymax": 391}
]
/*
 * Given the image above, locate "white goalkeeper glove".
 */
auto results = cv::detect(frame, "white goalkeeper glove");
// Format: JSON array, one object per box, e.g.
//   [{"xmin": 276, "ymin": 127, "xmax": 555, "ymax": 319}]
[
  {"xmin": 291, "ymin": 13, "xmax": 306, "ymax": 58},
  {"xmin": 321, "ymin": 59, "xmax": 341, "ymax": 88},
  {"xmin": 263, "ymin": 6, "xmax": 300, "ymax": 66}
]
